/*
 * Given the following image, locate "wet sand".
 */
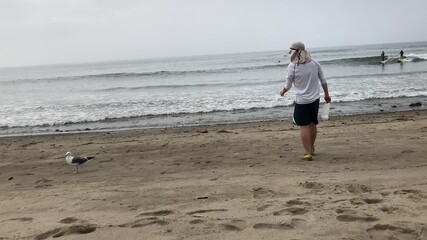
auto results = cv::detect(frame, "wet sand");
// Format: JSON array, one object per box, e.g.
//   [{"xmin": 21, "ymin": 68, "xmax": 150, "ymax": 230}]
[{"xmin": 1, "ymin": 110, "xmax": 427, "ymax": 240}]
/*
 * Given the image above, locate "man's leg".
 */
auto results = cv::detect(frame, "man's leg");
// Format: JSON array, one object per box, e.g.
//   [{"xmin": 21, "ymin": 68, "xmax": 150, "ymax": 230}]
[
  {"xmin": 299, "ymin": 125, "xmax": 312, "ymax": 156},
  {"xmin": 309, "ymin": 123, "xmax": 317, "ymax": 154}
]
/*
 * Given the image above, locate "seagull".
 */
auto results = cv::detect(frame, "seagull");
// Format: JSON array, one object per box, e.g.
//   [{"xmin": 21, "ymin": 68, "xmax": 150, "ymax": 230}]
[{"xmin": 65, "ymin": 152, "xmax": 95, "ymax": 173}]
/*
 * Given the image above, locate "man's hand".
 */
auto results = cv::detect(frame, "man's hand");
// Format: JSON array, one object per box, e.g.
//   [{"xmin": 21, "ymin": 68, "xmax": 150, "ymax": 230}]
[
  {"xmin": 279, "ymin": 88, "xmax": 287, "ymax": 96},
  {"xmin": 324, "ymin": 95, "xmax": 331, "ymax": 103}
]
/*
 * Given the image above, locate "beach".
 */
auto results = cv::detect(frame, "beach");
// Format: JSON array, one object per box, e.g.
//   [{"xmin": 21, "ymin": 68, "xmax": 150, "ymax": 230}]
[{"xmin": 1, "ymin": 110, "xmax": 427, "ymax": 240}]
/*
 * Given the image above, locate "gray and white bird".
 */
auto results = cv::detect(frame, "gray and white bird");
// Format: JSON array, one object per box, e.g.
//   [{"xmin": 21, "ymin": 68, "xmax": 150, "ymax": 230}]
[{"xmin": 65, "ymin": 152, "xmax": 95, "ymax": 173}]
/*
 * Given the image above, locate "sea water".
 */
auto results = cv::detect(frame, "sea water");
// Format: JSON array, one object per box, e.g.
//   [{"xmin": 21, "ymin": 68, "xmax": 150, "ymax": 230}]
[{"xmin": 1, "ymin": 41, "xmax": 427, "ymax": 136}]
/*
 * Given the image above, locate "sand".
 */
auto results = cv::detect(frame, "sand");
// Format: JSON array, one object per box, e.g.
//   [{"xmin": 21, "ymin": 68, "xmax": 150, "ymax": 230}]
[{"xmin": 1, "ymin": 110, "xmax": 427, "ymax": 240}]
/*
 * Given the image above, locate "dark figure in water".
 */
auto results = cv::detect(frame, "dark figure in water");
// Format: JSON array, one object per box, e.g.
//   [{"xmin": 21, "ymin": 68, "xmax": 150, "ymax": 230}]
[
  {"xmin": 381, "ymin": 51, "xmax": 385, "ymax": 61},
  {"xmin": 400, "ymin": 50, "xmax": 404, "ymax": 58}
]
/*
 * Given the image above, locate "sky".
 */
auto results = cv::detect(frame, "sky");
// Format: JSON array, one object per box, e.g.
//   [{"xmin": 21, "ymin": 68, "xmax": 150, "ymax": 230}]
[{"xmin": 1, "ymin": 0, "xmax": 427, "ymax": 67}]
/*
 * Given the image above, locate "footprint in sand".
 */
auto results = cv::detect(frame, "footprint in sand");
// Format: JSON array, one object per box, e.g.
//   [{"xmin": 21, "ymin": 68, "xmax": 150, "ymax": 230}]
[
  {"xmin": 332, "ymin": 183, "xmax": 371, "ymax": 194},
  {"xmin": 58, "ymin": 217, "xmax": 78, "ymax": 224},
  {"xmin": 286, "ymin": 199, "xmax": 306, "ymax": 206},
  {"xmin": 256, "ymin": 204, "xmax": 272, "ymax": 211},
  {"xmin": 118, "ymin": 217, "xmax": 169, "ymax": 228},
  {"xmin": 189, "ymin": 219, "xmax": 204, "ymax": 224},
  {"xmin": 401, "ymin": 149, "xmax": 415, "ymax": 154},
  {"xmin": 34, "ymin": 178, "xmax": 54, "ymax": 188},
  {"xmin": 394, "ymin": 189, "xmax": 421, "ymax": 195},
  {"xmin": 273, "ymin": 207, "xmax": 308, "ymax": 216},
  {"xmin": 349, "ymin": 197, "xmax": 383, "ymax": 205},
  {"xmin": 336, "ymin": 214, "xmax": 378, "ymax": 222},
  {"xmin": 363, "ymin": 198, "xmax": 383, "ymax": 204},
  {"xmin": 349, "ymin": 198, "xmax": 365, "ymax": 205},
  {"xmin": 335, "ymin": 209, "xmax": 357, "ymax": 215},
  {"xmin": 219, "ymin": 224, "xmax": 242, "ymax": 231},
  {"xmin": 366, "ymin": 224, "xmax": 418, "ymax": 240},
  {"xmin": 253, "ymin": 223, "xmax": 294, "ymax": 230},
  {"xmin": 252, "ymin": 187, "xmax": 277, "ymax": 199},
  {"xmin": 111, "ymin": 210, "xmax": 174, "ymax": 229},
  {"xmin": 394, "ymin": 189, "xmax": 426, "ymax": 199},
  {"xmin": 299, "ymin": 181, "xmax": 323, "ymax": 190},
  {"xmin": 35, "ymin": 224, "xmax": 96, "ymax": 240},
  {"xmin": 379, "ymin": 205, "xmax": 399, "ymax": 214},
  {"xmin": 253, "ymin": 218, "xmax": 306, "ymax": 231},
  {"xmin": 138, "ymin": 209, "xmax": 173, "ymax": 217},
  {"xmin": 288, "ymin": 218, "xmax": 307, "ymax": 227},
  {"xmin": 7, "ymin": 217, "xmax": 33, "ymax": 222},
  {"xmin": 130, "ymin": 219, "xmax": 169, "ymax": 228},
  {"xmin": 187, "ymin": 209, "xmax": 228, "ymax": 215}
]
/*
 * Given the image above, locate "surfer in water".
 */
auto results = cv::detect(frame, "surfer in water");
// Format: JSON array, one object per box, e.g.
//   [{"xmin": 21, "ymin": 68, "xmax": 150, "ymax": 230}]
[
  {"xmin": 400, "ymin": 50, "xmax": 404, "ymax": 58},
  {"xmin": 381, "ymin": 51, "xmax": 385, "ymax": 61}
]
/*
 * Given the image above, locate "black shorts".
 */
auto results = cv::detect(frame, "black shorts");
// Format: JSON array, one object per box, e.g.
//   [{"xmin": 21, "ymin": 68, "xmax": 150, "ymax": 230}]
[{"xmin": 293, "ymin": 98, "xmax": 320, "ymax": 126}]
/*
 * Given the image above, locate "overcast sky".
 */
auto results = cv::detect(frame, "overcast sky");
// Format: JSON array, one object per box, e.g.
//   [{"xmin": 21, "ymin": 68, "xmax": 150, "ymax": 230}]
[{"xmin": 1, "ymin": 0, "xmax": 427, "ymax": 67}]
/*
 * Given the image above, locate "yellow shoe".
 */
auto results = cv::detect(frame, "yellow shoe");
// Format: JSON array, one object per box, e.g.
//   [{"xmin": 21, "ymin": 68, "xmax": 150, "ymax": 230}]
[{"xmin": 303, "ymin": 154, "xmax": 313, "ymax": 161}]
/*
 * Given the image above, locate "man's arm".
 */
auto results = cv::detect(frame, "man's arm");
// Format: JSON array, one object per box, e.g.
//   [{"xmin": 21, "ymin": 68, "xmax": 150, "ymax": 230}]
[
  {"xmin": 280, "ymin": 64, "xmax": 294, "ymax": 96},
  {"xmin": 321, "ymin": 83, "xmax": 331, "ymax": 103}
]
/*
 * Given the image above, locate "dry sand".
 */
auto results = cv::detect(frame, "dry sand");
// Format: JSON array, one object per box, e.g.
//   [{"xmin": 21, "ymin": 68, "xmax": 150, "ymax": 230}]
[{"xmin": 1, "ymin": 110, "xmax": 427, "ymax": 240}]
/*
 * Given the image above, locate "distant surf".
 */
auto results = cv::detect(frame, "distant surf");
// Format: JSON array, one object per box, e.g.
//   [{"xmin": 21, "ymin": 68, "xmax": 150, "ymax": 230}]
[{"xmin": 321, "ymin": 54, "xmax": 427, "ymax": 65}]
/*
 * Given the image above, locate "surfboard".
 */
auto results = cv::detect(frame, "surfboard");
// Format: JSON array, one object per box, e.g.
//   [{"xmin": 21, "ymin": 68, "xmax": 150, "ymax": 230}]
[{"xmin": 397, "ymin": 56, "xmax": 407, "ymax": 63}]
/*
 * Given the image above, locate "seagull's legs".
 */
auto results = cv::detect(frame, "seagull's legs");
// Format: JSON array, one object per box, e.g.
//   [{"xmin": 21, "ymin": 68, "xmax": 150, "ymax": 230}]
[{"xmin": 75, "ymin": 166, "xmax": 79, "ymax": 173}]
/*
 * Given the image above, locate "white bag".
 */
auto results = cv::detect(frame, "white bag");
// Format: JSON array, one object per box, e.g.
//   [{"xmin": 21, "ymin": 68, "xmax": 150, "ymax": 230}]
[{"xmin": 320, "ymin": 103, "xmax": 331, "ymax": 121}]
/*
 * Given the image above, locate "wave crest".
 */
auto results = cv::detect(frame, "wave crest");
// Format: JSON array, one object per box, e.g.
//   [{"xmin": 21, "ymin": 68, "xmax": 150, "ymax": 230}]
[
  {"xmin": 321, "ymin": 55, "xmax": 427, "ymax": 65},
  {"xmin": 5, "ymin": 63, "xmax": 286, "ymax": 84}
]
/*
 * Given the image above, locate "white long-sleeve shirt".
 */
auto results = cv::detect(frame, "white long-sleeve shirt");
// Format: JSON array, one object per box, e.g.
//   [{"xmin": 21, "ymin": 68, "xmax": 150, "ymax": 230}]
[{"xmin": 284, "ymin": 59, "xmax": 327, "ymax": 104}]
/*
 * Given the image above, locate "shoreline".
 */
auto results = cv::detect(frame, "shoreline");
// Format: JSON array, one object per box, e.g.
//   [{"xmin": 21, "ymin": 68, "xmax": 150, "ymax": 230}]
[
  {"xmin": 1, "ymin": 108, "xmax": 427, "ymax": 139},
  {"xmin": 1, "ymin": 96, "xmax": 426, "ymax": 138},
  {"xmin": 1, "ymin": 109, "xmax": 427, "ymax": 239}
]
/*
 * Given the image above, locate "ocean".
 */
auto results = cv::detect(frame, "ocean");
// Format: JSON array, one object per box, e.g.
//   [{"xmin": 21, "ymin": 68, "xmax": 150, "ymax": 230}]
[{"xmin": 1, "ymin": 41, "xmax": 427, "ymax": 136}]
